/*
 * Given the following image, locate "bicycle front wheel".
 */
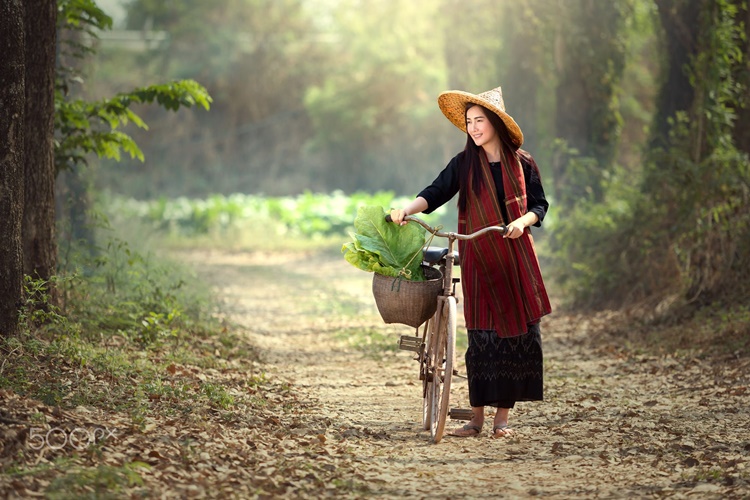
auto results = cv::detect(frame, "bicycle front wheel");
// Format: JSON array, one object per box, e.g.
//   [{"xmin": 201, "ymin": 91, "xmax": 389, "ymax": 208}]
[
  {"xmin": 429, "ymin": 296, "xmax": 456, "ymax": 443},
  {"xmin": 421, "ymin": 315, "xmax": 434, "ymax": 431}
]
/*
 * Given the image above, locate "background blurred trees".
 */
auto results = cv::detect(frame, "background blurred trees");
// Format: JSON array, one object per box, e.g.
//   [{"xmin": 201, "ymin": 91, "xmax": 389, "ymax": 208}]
[
  {"xmin": 55, "ymin": 0, "xmax": 750, "ymax": 311},
  {"xmin": 90, "ymin": 0, "xmax": 647, "ymax": 200},
  {"xmin": 303, "ymin": 0, "xmax": 450, "ymax": 193},
  {"xmin": 550, "ymin": 1, "xmax": 628, "ymax": 207},
  {"xmin": 550, "ymin": 0, "xmax": 750, "ymax": 311},
  {"xmin": 95, "ymin": 0, "xmax": 328, "ymax": 196}
]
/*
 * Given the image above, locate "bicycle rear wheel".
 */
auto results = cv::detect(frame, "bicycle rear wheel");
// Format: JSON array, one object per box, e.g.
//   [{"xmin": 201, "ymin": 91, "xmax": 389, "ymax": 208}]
[{"xmin": 429, "ymin": 296, "xmax": 456, "ymax": 443}]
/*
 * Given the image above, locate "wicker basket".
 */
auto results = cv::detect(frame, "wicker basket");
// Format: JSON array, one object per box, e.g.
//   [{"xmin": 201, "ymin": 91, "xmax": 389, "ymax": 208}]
[{"xmin": 372, "ymin": 266, "xmax": 443, "ymax": 328}]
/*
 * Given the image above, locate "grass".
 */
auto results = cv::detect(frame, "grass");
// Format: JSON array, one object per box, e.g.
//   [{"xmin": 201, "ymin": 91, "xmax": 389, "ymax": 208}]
[
  {"xmin": 3, "ymin": 456, "xmax": 149, "ymax": 499},
  {"xmin": 0, "ymin": 317, "xmax": 254, "ymax": 416},
  {"xmin": 44, "ymin": 462, "xmax": 149, "ymax": 499},
  {"xmin": 0, "ymin": 226, "xmax": 266, "ymax": 495}
]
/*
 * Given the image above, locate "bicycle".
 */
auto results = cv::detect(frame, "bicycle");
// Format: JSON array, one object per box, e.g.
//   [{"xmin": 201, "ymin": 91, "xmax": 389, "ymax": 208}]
[{"xmin": 385, "ymin": 214, "xmax": 507, "ymax": 443}]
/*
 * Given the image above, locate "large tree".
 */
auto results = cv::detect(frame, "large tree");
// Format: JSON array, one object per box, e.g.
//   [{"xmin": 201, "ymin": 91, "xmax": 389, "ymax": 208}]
[
  {"xmin": 23, "ymin": 0, "xmax": 58, "ymax": 285},
  {"xmin": 0, "ymin": 0, "xmax": 26, "ymax": 336}
]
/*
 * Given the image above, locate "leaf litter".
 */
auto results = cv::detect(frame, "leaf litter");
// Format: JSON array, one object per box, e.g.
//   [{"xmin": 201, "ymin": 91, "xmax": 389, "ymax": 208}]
[{"xmin": 1, "ymin": 247, "xmax": 749, "ymax": 498}]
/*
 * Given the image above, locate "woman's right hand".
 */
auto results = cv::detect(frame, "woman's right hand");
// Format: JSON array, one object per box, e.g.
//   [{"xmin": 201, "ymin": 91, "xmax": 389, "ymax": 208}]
[{"xmin": 389, "ymin": 208, "xmax": 409, "ymax": 226}]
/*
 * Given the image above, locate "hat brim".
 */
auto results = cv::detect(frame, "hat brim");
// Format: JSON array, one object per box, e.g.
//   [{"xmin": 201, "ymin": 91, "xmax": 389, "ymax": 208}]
[{"xmin": 438, "ymin": 90, "xmax": 524, "ymax": 147}]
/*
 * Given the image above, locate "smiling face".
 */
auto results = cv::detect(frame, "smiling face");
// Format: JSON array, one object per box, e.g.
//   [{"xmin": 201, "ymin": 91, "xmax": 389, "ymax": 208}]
[{"xmin": 465, "ymin": 105, "xmax": 500, "ymax": 150}]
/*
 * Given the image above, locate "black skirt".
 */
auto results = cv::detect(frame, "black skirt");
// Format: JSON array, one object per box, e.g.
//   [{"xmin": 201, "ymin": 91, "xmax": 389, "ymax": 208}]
[{"xmin": 464, "ymin": 323, "xmax": 543, "ymax": 408}]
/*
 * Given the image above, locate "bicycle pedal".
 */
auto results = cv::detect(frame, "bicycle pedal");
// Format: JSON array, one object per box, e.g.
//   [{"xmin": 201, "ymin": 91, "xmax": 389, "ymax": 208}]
[
  {"xmin": 449, "ymin": 408, "xmax": 474, "ymax": 420},
  {"xmin": 452, "ymin": 370, "xmax": 466, "ymax": 379},
  {"xmin": 398, "ymin": 335, "xmax": 422, "ymax": 353}
]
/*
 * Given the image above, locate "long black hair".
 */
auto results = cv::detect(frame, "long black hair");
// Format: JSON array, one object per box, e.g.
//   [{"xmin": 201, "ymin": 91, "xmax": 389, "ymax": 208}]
[{"xmin": 457, "ymin": 103, "xmax": 520, "ymax": 213}]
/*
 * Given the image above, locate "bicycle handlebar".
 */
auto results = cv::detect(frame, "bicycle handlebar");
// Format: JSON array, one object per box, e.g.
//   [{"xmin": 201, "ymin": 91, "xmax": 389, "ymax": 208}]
[{"xmin": 385, "ymin": 214, "xmax": 507, "ymax": 239}]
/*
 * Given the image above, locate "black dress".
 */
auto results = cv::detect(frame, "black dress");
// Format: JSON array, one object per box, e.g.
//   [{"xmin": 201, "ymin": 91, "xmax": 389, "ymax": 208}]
[{"xmin": 418, "ymin": 152, "xmax": 548, "ymax": 408}]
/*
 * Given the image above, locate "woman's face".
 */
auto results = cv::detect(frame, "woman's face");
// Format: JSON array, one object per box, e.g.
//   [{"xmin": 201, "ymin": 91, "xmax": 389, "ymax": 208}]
[{"xmin": 465, "ymin": 105, "xmax": 499, "ymax": 149}]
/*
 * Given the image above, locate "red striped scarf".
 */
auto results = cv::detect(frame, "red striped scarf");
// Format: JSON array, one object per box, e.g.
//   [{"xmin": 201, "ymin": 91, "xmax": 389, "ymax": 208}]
[{"xmin": 458, "ymin": 149, "xmax": 551, "ymax": 338}]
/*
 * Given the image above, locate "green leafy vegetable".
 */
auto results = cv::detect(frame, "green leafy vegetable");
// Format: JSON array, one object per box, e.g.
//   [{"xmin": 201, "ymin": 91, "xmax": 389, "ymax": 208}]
[{"xmin": 342, "ymin": 206, "xmax": 427, "ymax": 280}]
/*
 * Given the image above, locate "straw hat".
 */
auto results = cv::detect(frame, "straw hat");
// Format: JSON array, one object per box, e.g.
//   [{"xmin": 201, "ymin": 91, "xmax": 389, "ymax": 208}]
[{"xmin": 437, "ymin": 86, "xmax": 524, "ymax": 147}]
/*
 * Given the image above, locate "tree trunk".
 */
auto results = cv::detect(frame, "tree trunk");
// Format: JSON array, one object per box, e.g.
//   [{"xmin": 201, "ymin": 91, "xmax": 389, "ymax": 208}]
[
  {"xmin": 731, "ymin": 0, "xmax": 750, "ymax": 154},
  {"xmin": 22, "ymin": 0, "xmax": 58, "ymax": 290},
  {"xmin": 651, "ymin": 0, "xmax": 702, "ymax": 151},
  {"xmin": 0, "ymin": 0, "xmax": 26, "ymax": 337}
]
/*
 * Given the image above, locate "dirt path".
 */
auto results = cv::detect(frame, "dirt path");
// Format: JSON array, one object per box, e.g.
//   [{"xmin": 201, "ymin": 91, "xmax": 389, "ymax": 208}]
[{"xmin": 183, "ymin": 247, "xmax": 749, "ymax": 499}]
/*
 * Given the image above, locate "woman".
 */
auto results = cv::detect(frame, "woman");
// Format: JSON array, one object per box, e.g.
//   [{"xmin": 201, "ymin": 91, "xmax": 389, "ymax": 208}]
[{"xmin": 389, "ymin": 86, "xmax": 551, "ymax": 438}]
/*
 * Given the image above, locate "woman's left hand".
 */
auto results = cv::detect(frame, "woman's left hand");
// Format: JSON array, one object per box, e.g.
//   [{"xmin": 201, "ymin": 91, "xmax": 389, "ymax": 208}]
[{"xmin": 504, "ymin": 221, "xmax": 525, "ymax": 239}]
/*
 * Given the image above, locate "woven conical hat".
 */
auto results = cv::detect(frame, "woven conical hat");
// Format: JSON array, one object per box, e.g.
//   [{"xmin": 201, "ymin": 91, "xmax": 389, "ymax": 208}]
[{"xmin": 437, "ymin": 86, "xmax": 523, "ymax": 147}]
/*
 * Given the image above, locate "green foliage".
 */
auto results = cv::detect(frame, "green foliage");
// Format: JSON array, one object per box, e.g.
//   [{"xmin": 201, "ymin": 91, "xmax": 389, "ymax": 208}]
[
  {"xmin": 137, "ymin": 309, "xmax": 181, "ymax": 345},
  {"xmin": 59, "ymin": 233, "xmax": 204, "ymax": 345},
  {"xmin": 45, "ymin": 462, "xmax": 148, "ymax": 499},
  {"xmin": 58, "ymin": 0, "xmax": 111, "ymax": 30},
  {"xmin": 1, "ymin": 220, "xmax": 253, "ymax": 416},
  {"xmin": 546, "ymin": 166, "xmax": 643, "ymax": 307},
  {"xmin": 544, "ymin": 0, "xmax": 629, "ymax": 205},
  {"xmin": 60, "ymin": 0, "xmax": 748, "ymax": 317},
  {"xmin": 548, "ymin": 138, "xmax": 608, "ymax": 206},
  {"xmin": 638, "ymin": 0, "xmax": 750, "ymax": 300},
  {"xmin": 342, "ymin": 206, "xmax": 428, "ymax": 280},
  {"xmin": 83, "ymin": 0, "xmax": 462, "ymax": 197},
  {"xmin": 200, "ymin": 382, "xmax": 234, "ymax": 410},
  {"xmin": 104, "ymin": 190, "xmax": 453, "ymax": 240},
  {"xmin": 304, "ymin": 0, "xmax": 447, "ymax": 143},
  {"xmin": 693, "ymin": 1, "xmax": 744, "ymax": 136},
  {"xmin": 103, "ymin": 0, "xmax": 329, "ymax": 196},
  {"xmin": 18, "ymin": 276, "xmax": 75, "ymax": 335},
  {"xmin": 551, "ymin": 137, "xmax": 749, "ymax": 308},
  {"xmin": 55, "ymin": 80, "xmax": 212, "ymax": 173},
  {"xmin": 614, "ymin": 0, "xmax": 659, "ymax": 172},
  {"xmin": 56, "ymin": 0, "xmax": 112, "ymax": 72},
  {"xmin": 55, "ymin": 0, "xmax": 213, "ymax": 178}
]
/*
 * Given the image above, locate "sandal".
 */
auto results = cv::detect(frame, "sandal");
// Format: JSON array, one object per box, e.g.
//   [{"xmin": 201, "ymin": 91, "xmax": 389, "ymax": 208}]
[
  {"xmin": 491, "ymin": 424, "xmax": 514, "ymax": 438},
  {"xmin": 448, "ymin": 423, "xmax": 482, "ymax": 437}
]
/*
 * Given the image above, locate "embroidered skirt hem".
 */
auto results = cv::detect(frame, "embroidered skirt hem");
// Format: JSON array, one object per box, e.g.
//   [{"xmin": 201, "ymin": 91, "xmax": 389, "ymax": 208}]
[{"xmin": 465, "ymin": 323, "xmax": 543, "ymax": 408}]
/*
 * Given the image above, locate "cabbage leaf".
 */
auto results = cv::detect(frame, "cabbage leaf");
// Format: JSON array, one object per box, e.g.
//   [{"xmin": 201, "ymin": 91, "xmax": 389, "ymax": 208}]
[{"xmin": 342, "ymin": 206, "xmax": 427, "ymax": 281}]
